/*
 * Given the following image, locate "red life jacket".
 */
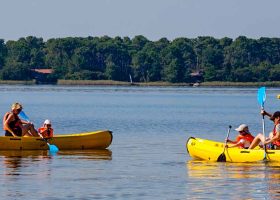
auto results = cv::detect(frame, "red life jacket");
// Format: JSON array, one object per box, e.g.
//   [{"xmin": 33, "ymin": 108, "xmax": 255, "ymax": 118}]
[
  {"xmin": 236, "ymin": 133, "xmax": 255, "ymax": 148},
  {"xmin": 38, "ymin": 127, "xmax": 54, "ymax": 138},
  {"xmin": 272, "ymin": 124, "xmax": 280, "ymax": 146}
]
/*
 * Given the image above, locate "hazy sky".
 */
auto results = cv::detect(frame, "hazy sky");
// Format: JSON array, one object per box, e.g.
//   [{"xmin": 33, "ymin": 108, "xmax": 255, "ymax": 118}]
[{"xmin": 1, "ymin": 0, "xmax": 280, "ymax": 41}]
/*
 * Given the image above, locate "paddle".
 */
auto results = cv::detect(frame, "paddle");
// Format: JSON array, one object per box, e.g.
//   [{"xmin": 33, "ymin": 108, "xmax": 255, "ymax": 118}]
[
  {"xmin": 217, "ymin": 125, "xmax": 232, "ymax": 162},
  {"xmin": 18, "ymin": 111, "xmax": 59, "ymax": 153},
  {"xmin": 257, "ymin": 86, "xmax": 266, "ymax": 159}
]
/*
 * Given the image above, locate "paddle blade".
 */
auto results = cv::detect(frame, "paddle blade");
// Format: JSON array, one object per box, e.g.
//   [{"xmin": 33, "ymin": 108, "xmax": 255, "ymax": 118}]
[
  {"xmin": 217, "ymin": 153, "xmax": 226, "ymax": 162},
  {"xmin": 48, "ymin": 144, "xmax": 59, "ymax": 153},
  {"xmin": 18, "ymin": 111, "xmax": 30, "ymax": 122},
  {"xmin": 257, "ymin": 87, "xmax": 266, "ymax": 107}
]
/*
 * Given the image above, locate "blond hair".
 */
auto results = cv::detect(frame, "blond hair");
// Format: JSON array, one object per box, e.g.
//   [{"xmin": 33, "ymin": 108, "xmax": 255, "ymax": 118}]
[{"xmin": 11, "ymin": 102, "xmax": 23, "ymax": 110}]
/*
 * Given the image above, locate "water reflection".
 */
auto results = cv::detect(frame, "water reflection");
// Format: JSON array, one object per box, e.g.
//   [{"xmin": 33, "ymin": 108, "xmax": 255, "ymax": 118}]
[
  {"xmin": 0, "ymin": 150, "xmax": 51, "ymax": 176},
  {"xmin": 57, "ymin": 149, "xmax": 112, "ymax": 160},
  {"xmin": 186, "ymin": 161, "xmax": 280, "ymax": 199},
  {"xmin": 0, "ymin": 149, "xmax": 112, "ymax": 177}
]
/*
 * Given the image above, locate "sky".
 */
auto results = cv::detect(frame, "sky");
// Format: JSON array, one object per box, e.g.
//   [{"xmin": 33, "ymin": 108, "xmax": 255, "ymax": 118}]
[{"xmin": 0, "ymin": 0, "xmax": 280, "ymax": 41}]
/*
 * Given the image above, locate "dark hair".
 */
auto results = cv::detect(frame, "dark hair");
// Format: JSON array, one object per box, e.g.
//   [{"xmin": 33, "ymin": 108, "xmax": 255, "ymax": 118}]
[{"xmin": 270, "ymin": 111, "xmax": 280, "ymax": 120}]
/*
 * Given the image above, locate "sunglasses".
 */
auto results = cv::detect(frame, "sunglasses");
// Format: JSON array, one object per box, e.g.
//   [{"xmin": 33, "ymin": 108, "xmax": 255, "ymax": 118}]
[
  {"xmin": 16, "ymin": 108, "xmax": 22, "ymax": 112},
  {"xmin": 240, "ymin": 130, "xmax": 248, "ymax": 134}
]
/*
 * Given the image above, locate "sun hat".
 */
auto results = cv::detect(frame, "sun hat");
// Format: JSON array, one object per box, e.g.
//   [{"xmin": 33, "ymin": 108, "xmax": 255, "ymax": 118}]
[
  {"xmin": 44, "ymin": 119, "xmax": 51, "ymax": 125},
  {"xmin": 11, "ymin": 102, "xmax": 22, "ymax": 110},
  {"xmin": 270, "ymin": 111, "xmax": 280, "ymax": 120},
  {"xmin": 235, "ymin": 124, "xmax": 248, "ymax": 132}
]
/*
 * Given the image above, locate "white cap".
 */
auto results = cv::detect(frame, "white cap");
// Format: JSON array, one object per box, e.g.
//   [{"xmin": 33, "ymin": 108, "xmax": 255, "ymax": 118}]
[
  {"xmin": 44, "ymin": 119, "xmax": 51, "ymax": 125},
  {"xmin": 235, "ymin": 124, "xmax": 248, "ymax": 132}
]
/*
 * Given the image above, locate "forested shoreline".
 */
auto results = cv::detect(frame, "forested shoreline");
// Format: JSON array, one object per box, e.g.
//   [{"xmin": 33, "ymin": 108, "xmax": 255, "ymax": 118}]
[{"xmin": 0, "ymin": 35, "xmax": 280, "ymax": 83}]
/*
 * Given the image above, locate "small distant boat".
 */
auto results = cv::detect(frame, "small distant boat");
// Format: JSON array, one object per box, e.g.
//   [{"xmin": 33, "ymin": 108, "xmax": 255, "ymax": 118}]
[
  {"xmin": 193, "ymin": 83, "xmax": 200, "ymax": 87},
  {"xmin": 0, "ymin": 130, "xmax": 113, "ymax": 150},
  {"xmin": 186, "ymin": 137, "xmax": 280, "ymax": 163}
]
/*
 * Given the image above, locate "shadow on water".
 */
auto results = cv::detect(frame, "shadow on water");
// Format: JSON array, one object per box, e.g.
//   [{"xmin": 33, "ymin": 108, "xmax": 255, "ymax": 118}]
[{"xmin": 186, "ymin": 160, "xmax": 280, "ymax": 199}]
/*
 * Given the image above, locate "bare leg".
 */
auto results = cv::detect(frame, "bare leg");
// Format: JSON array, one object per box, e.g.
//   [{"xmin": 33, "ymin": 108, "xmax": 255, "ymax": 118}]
[
  {"xmin": 22, "ymin": 124, "xmax": 38, "ymax": 137},
  {"xmin": 268, "ymin": 132, "xmax": 274, "ymax": 138},
  {"xmin": 248, "ymin": 133, "xmax": 266, "ymax": 149}
]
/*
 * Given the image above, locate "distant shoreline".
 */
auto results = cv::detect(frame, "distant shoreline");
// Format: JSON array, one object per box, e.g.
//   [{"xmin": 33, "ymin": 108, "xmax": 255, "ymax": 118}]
[{"xmin": 1, "ymin": 80, "xmax": 280, "ymax": 87}]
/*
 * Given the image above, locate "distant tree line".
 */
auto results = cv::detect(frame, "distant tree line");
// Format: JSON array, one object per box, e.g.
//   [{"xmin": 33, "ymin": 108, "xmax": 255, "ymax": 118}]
[{"xmin": 0, "ymin": 35, "xmax": 280, "ymax": 83}]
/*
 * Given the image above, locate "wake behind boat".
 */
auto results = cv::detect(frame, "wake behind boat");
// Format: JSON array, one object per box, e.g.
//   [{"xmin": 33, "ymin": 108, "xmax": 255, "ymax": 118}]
[
  {"xmin": 186, "ymin": 137, "xmax": 280, "ymax": 163},
  {"xmin": 0, "ymin": 130, "xmax": 112, "ymax": 150}
]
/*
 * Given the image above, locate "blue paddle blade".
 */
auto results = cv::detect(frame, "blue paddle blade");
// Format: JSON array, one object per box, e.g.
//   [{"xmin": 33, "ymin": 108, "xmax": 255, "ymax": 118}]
[
  {"xmin": 18, "ymin": 111, "xmax": 30, "ymax": 122},
  {"xmin": 48, "ymin": 144, "xmax": 59, "ymax": 153},
  {"xmin": 257, "ymin": 87, "xmax": 266, "ymax": 107}
]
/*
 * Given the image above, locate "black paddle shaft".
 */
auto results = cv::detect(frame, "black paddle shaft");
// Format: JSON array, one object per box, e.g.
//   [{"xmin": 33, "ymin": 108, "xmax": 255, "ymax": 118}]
[{"xmin": 217, "ymin": 125, "xmax": 232, "ymax": 162}]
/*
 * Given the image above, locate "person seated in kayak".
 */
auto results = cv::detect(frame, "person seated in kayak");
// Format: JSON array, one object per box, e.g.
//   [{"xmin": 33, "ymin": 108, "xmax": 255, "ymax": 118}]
[
  {"xmin": 226, "ymin": 124, "xmax": 255, "ymax": 149},
  {"xmin": 3, "ymin": 102, "xmax": 38, "ymax": 137},
  {"xmin": 38, "ymin": 119, "xmax": 54, "ymax": 138},
  {"xmin": 249, "ymin": 111, "xmax": 280, "ymax": 149}
]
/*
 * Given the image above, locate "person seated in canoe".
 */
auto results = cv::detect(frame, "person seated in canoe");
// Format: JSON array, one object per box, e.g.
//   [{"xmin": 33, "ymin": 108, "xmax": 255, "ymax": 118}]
[
  {"xmin": 249, "ymin": 111, "xmax": 280, "ymax": 150},
  {"xmin": 3, "ymin": 102, "xmax": 38, "ymax": 137},
  {"xmin": 226, "ymin": 124, "xmax": 255, "ymax": 149},
  {"xmin": 38, "ymin": 119, "xmax": 54, "ymax": 138}
]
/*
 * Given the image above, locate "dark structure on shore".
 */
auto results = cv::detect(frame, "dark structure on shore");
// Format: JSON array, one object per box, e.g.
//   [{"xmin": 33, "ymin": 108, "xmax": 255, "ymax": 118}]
[
  {"xmin": 190, "ymin": 71, "xmax": 203, "ymax": 83},
  {"xmin": 31, "ymin": 69, "xmax": 57, "ymax": 84}
]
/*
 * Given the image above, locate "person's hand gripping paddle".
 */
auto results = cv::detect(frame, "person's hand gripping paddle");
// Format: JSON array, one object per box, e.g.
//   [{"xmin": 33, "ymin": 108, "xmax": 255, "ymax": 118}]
[
  {"xmin": 18, "ymin": 111, "xmax": 59, "ymax": 153},
  {"xmin": 217, "ymin": 125, "xmax": 232, "ymax": 162}
]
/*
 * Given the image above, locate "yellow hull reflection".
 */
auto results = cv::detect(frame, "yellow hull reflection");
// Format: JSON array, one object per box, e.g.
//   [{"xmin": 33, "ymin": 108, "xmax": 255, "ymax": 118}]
[{"xmin": 186, "ymin": 160, "xmax": 268, "ymax": 179}]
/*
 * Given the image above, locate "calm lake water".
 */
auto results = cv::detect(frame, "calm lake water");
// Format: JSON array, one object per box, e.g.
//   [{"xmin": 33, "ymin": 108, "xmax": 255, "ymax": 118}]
[{"xmin": 1, "ymin": 85, "xmax": 280, "ymax": 199}]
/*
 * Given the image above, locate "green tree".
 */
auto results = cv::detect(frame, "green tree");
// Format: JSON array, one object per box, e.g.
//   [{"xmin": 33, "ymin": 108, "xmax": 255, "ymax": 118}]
[
  {"xmin": 0, "ymin": 39, "xmax": 7, "ymax": 69},
  {"xmin": 162, "ymin": 38, "xmax": 195, "ymax": 82},
  {"xmin": 269, "ymin": 64, "xmax": 280, "ymax": 81},
  {"xmin": 1, "ymin": 62, "xmax": 30, "ymax": 80}
]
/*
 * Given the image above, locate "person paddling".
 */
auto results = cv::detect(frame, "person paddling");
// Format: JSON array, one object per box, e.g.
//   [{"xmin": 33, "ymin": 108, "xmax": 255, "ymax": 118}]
[
  {"xmin": 226, "ymin": 124, "xmax": 255, "ymax": 149},
  {"xmin": 249, "ymin": 111, "xmax": 280, "ymax": 149},
  {"xmin": 38, "ymin": 119, "xmax": 54, "ymax": 138},
  {"xmin": 3, "ymin": 103, "xmax": 38, "ymax": 137}
]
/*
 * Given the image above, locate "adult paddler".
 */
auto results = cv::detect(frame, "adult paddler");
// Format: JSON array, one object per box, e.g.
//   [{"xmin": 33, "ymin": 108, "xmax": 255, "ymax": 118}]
[
  {"xmin": 249, "ymin": 110, "xmax": 280, "ymax": 149},
  {"xmin": 3, "ymin": 102, "xmax": 38, "ymax": 137}
]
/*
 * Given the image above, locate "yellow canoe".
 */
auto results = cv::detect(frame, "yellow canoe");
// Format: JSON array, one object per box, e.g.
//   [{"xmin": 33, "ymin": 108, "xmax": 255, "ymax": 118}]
[
  {"xmin": 186, "ymin": 137, "xmax": 280, "ymax": 163},
  {"xmin": 0, "ymin": 130, "xmax": 113, "ymax": 150}
]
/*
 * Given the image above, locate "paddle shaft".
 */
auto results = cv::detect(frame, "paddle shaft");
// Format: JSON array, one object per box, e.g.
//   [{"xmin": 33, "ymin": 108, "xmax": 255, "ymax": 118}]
[
  {"xmin": 262, "ymin": 107, "xmax": 267, "ymax": 152},
  {"xmin": 258, "ymin": 87, "xmax": 267, "ymax": 158},
  {"xmin": 36, "ymin": 130, "xmax": 52, "ymax": 146},
  {"xmin": 222, "ymin": 125, "xmax": 232, "ymax": 154},
  {"xmin": 18, "ymin": 111, "xmax": 58, "ymax": 152}
]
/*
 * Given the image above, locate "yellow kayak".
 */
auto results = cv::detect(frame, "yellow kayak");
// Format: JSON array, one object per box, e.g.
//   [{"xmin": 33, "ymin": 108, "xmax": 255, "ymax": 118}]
[
  {"xmin": 186, "ymin": 137, "xmax": 280, "ymax": 163},
  {"xmin": 0, "ymin": 130, "xmax": 113, "ymax": 150}
]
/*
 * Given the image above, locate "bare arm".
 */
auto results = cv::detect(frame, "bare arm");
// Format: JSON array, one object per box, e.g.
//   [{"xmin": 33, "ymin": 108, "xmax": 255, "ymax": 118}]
[
  {"xmin": 261, "ymin": 109, "xmax": 272, "ymax": 118},
  {"xmin": 3, "ymin": 113, "xmax": 17, "ymax": 137},
  {"xmin": 39, "ymin": 128, "xmax": 48, "ymax": 136},
  {"xmin": 227, "ymin": 141, "xmax": 242, "ymax": 148},
  {"xmin": 265, "ymin": 125, "xmax": 280, "ymax": 145}
]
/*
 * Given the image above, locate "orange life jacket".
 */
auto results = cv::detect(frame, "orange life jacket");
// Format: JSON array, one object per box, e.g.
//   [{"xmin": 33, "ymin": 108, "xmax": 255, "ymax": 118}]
[
  {"xmin": 235, "ymin": 133, "xmax": 255, "ymax": 148},
  {"xmin": 38, "ymin": 127, "xmax": 53, "ymax": 138},
  {"xmin": 272, "ymin": 124, "xmax": 280, "ymax": 146}
]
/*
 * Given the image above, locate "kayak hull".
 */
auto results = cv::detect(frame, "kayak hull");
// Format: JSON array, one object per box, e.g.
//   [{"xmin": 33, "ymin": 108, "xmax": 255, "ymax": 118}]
[
  {"xmin": 186, "ymin": 137, "xmax": 280, "ymax": 163},
  {"xmin": 0, "ymin": 130, "xmax": 113, "ymax": 150}
]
